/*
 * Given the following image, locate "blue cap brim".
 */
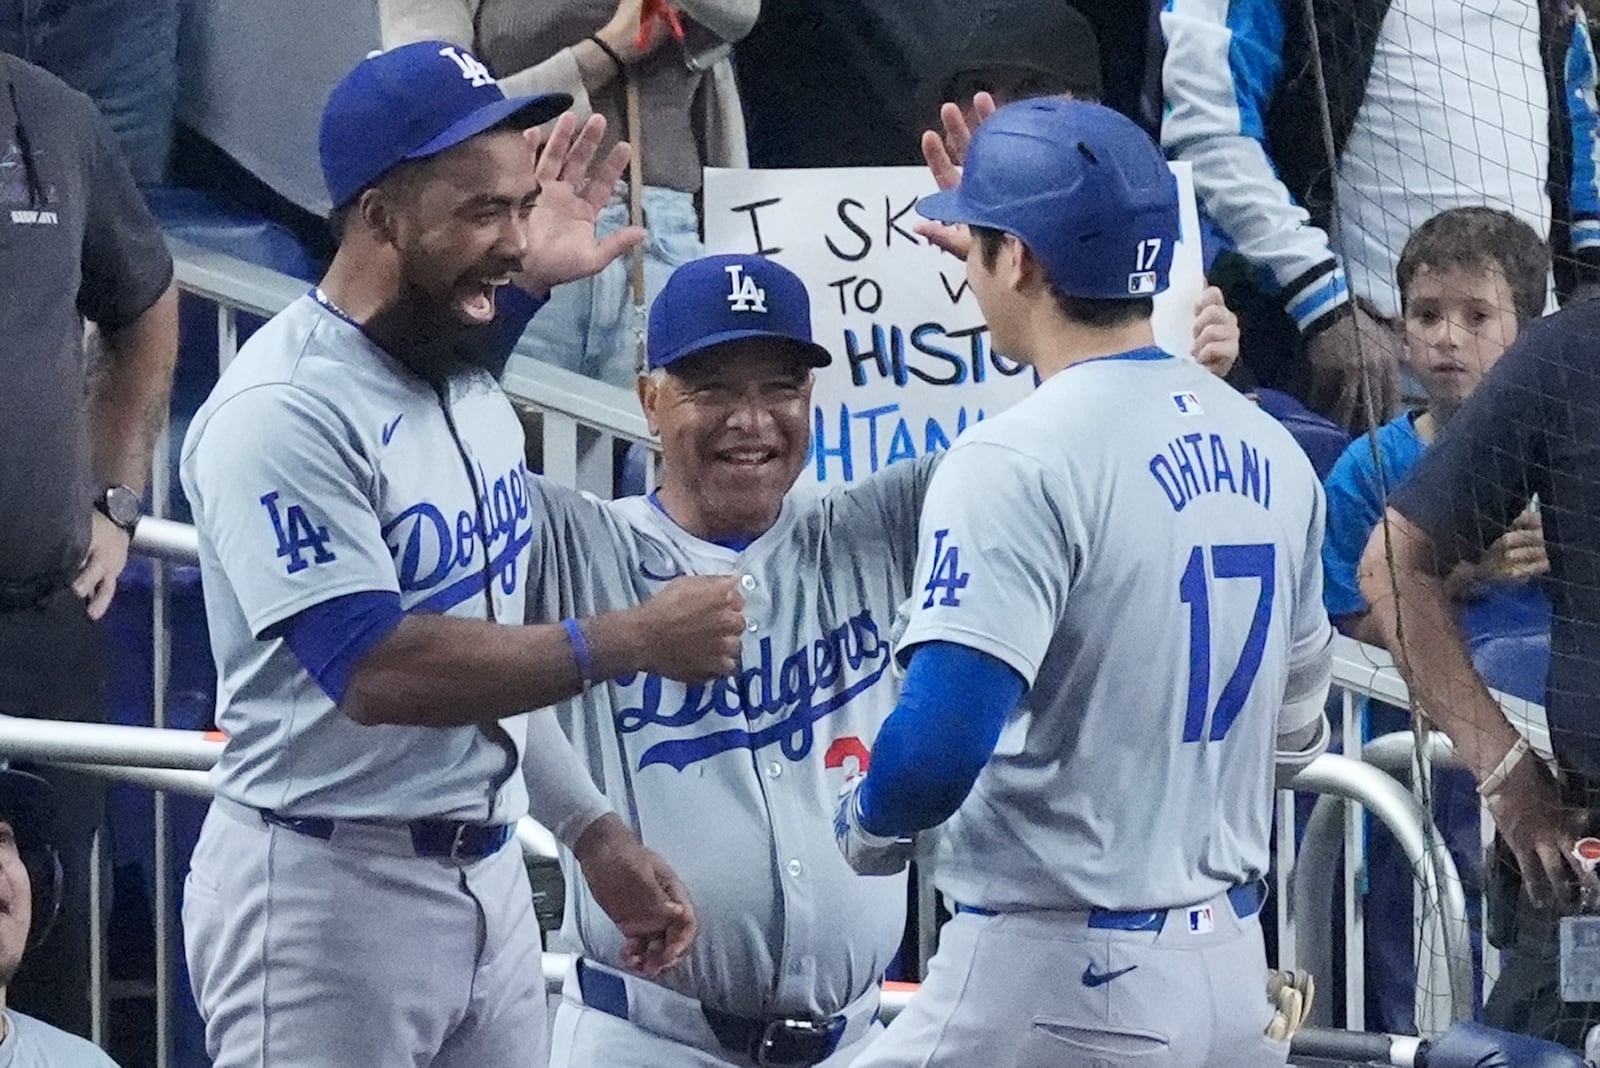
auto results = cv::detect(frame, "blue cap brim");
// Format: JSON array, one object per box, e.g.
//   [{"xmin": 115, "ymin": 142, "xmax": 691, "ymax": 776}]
[
  {"xmin": 915, "ymin": 188, "xmax": 990, "ymax": 226},
  {"xmin": 655, "ymin": 328, "xmax": 833, "ymax": 372},
  {"xmin": 406, "ymin": 91, "xmax": 574, "ymax": 163}
]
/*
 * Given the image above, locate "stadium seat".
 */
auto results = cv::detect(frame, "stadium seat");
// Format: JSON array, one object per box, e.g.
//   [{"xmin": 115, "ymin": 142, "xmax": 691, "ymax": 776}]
[
  {"xmin": 1469, "ymin": 627, "xmax": 1551, "ymax": 705},
  {"xmin": 146, "ymin": 187, "xmax": 317, "ymax": 282}
]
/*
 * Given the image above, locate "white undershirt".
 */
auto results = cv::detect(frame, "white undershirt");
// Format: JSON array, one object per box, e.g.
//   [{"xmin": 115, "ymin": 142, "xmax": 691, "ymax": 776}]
[{"xmin": 1333, "ymin": 0, "xmax": 1550, "ymax": 317}]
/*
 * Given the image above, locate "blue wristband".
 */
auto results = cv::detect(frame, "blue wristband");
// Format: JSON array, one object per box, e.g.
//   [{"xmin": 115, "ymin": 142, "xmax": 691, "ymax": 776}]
[{"xmin": 563, "ymin": 617, "xmax": 595, "ymax": 685}]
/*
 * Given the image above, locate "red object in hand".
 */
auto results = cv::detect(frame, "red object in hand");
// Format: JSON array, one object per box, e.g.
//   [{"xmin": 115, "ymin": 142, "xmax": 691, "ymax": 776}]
[{"xmin": 637, "ymin": 0, "xmax": 686, "ymax": 49}]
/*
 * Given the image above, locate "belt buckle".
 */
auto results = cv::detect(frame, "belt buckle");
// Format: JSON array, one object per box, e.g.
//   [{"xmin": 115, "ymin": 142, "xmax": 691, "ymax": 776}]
[
  {"xmin": 448, "ymin": 823, "xmax": 470, "ymax": 862},
  {"xmin": 755, "ymin": 1018, "xmax": 829, "ymax": 1068}
]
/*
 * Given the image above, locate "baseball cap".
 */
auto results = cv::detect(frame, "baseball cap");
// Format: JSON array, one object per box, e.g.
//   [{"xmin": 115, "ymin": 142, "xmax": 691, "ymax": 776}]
[
  {"xmin": 320, "ymin": 41, "xmax": 573, "ymax": 209},
  {"xmin": 916, "ymin": 98, "xmax": 1179, "ymax": 300},
  {"xmin": 925, "ymin": 1, "xmax": 1103, "ymax": 110},
  {"xmin": 647, "ymin": 254, "xmax": 833, "ymax": 372},
  {"xmin": 0, "ymin": 767, "xmax": 52, "ymax": 836}
]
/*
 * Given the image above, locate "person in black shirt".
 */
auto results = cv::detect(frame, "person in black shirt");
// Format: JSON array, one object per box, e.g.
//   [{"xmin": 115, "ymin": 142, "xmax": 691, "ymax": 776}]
[
  {"xmin": 0, "ymin": 51, "xmax": 177, "ymax": 1037},
  {"xmin": 1360, "ymin": 299, "xmax": 1600, "ymax": 1047}
]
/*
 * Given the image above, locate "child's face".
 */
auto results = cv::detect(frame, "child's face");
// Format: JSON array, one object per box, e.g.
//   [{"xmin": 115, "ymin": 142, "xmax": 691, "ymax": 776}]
[{"xmin": 1402, "ymin": 263, "xmax": 1521, "ymax": 412}]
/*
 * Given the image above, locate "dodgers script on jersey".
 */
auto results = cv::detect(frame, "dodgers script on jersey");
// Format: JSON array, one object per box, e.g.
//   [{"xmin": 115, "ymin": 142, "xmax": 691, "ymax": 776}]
[
  {"xmin": 523, "ymin": 459, "xmax": 935, "ymax": 1018},
  {"xmin": 180, "ymin": 296, "xmax": 532, "ymax": 822},
  {"xmin": 898, "ymin": 348, "xmax": 1331, "ymax": 912}
]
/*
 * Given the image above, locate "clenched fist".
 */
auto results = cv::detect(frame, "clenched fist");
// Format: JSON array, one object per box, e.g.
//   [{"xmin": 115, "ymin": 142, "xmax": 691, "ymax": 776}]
[{"xmin": 630, "ymin": 574, "xmax": 745, "ymax": 682}]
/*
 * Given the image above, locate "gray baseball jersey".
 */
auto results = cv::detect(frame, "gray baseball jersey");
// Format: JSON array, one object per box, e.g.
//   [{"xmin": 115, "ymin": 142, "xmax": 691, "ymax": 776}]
[
  {"xmin": 0, "ymin": 1011, "xmax": 120, "ymax": 1067},
  {"xmin": 523, "ymin": 457, "xmax": 936, "ymax": 1019},
  {"xmin": 898, "ymin": 349, "xmax": 1331, "ymax": 912},
  {"xmin": 180, "ymin": 295, "xmax": 532, "ymax": 822}
]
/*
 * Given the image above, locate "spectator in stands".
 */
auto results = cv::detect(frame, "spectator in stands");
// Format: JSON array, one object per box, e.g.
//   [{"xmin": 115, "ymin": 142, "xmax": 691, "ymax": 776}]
[
  {"xmin": 0, "ymin": 767, "xmax": 119, "ymax": 1066},
  {"xmin": 1327, "ymin": 206, "xmax": 1551, "ymax": 1033},
  {"xmin": 1359, "ymin": 246, "xmax": 1600, "ymax": 1050},
  {"xmin": 382, "ymin": 0, "xmax": 758, "ymax": 388},
  {"xmin": 0, "ymin": 0, "xmax": 178, "ymax": 188},
  {"xmin": 0, "ymin": 51, "xmax": 178, "ymax": 1037},
  {"xmin": 918, "ymin": 1, "xmax": 1104, "ymax": 135},
  {"xmin": 1328, "ymin": 208, "xmax": 1552, "ymax": 650},
  {"xmin": 1162, "ymin": 1, "xmax": 1600, "ymax": 433},
  {"xmin": 738, "ymin": 1, "xmax": 1157, "ymax": 169}
]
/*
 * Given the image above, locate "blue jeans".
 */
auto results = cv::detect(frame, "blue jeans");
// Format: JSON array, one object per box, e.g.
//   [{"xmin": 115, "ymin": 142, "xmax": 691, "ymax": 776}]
[
  {"xmin": 0, "ymin": 0, "xmax": 179, "ymax": 187},
  {"xmin": 511, "ymin": 185, "xmax": 701, "ymax": 389}
]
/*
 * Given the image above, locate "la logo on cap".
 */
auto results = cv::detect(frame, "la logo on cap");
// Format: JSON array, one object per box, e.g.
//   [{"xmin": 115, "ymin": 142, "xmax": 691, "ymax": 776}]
[
  {"xmin": 726, "ymin": 264, "xmax": 768, "ymax": 313},
  {"xmin": 439, "ymin": 45, "xmax": 495, "ymax": 88}
]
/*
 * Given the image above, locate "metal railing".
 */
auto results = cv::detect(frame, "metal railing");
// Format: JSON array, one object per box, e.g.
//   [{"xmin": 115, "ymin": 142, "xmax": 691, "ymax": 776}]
[
  {"xmin": 1, "ymin": 711, "xmax": 1437, "ymax": 1055},
  {"xmin": 1281, "ymin": 636, "xmax": 1554, "ymax": 1035}
]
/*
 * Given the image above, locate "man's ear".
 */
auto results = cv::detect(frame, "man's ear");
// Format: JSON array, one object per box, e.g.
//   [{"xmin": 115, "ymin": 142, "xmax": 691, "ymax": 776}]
[
  {"xmin": 1013, "ymin": 241, "xmax": 1051, "ymax": 296},
  {"xmin": 637, "ymin": 373, "xmax": 662, "ymax": 437},
  {"xmin": 358, "ymin": 186, "xmax": 400, "ymax": 246}
]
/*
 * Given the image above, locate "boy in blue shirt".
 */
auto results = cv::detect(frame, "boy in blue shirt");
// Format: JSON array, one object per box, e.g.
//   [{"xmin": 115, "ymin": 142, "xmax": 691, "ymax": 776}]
[
  {"xmin": 1321, "ymin": 206, "xmax": 1552, "ymax": 1031},
  {"xmin": 1324, "ymin": 206, "xmax": 1552, "ymax": 662}
]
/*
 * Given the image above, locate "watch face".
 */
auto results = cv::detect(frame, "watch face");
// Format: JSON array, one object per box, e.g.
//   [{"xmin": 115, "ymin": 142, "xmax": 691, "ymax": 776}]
[{"xmin": 103, "ymin": 486, "xmax": 141, "ymax": 527}]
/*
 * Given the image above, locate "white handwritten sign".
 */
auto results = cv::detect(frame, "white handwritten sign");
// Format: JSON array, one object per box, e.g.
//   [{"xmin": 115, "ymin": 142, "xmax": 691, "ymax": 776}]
[{"xmin": 704, "ymin": 164, "xmax": 1204, "ymax": 485}]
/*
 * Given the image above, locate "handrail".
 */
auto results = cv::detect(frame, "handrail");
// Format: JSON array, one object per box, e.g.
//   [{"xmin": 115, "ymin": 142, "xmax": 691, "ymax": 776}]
[
  {"xmin": 1289, "ymin": 753, "xmax": 1474, "ymax": 1028},
  {"xmin": 170, "ymin": 238, "xmax": 306, "ymax": 318},
  {"xmin": 165, "ymin": 237, "xmax": 652, "ymax": 453},
  {"xmin": 131, "ymin": 516, "xmax": 201, "ymax": 566},
  {"xmin": 0, "ymin": 715, "xmax": 561, "ymax": 860},
  {"xmin": 1329, "ymin": 633, "xmax": 1551, "ymax": 754}
]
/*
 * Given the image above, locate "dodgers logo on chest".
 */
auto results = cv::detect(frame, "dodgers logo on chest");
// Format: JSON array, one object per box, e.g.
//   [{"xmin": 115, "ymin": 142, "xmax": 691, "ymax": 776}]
[
  {"xmin": 616, "ymin": 609, "xmax": 892, "ymax": 771},
  {"xmin": 380, "ymin": 458, "xmax": 534, "ymax": 613}
]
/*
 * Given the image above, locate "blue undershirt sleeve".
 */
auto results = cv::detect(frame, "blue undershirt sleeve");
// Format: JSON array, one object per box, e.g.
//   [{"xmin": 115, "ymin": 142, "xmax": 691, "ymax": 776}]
[
  {"xmin": 269, "ymin": 590, "xmax": 406, "ymax": 706},
  {"xmin": 856, "ymin": 641, "xmax": 1026, "ymax": 838}
]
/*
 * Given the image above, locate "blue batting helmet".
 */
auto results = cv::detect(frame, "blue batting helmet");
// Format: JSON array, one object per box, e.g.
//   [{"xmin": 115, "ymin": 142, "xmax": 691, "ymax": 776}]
[{"xmin": 916, "ymin": 98, "xmax": 1179, "ymax": 300}]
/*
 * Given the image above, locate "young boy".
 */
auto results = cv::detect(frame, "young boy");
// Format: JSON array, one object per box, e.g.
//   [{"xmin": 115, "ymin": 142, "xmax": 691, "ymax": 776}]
[
  {"xmin": 1323, "ymin": 206, "xmax": 1552, "ymax": 655},
  {"xmin": 1320, "ymin": 205, "xmax": 1553, "ymax": 1033}
]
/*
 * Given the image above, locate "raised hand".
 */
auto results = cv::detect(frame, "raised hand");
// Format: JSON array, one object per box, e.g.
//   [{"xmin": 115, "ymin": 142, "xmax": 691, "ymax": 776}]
[
  {"xmin": 512, "ymin": 113, "xmax": 645, "ymax": 297},
  {"xmin": 913, "ymin": 93, "xmax": 997, "ymax": 261},
  {"xmin": 1192, "ymin": 286, "xmax": 1240, "ymax": 378}
]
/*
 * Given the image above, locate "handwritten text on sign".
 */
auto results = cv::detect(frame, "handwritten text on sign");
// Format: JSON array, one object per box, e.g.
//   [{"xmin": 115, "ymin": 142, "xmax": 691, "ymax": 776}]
[{"xmin": 704, "ymin": 165, "xmax": 1203, "ymax": 485}]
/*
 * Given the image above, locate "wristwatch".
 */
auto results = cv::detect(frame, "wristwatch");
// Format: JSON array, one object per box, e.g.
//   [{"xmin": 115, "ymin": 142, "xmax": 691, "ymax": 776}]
[{"xmin": 96, "ymin": 484, "xmax": 142, "ymax": 535}]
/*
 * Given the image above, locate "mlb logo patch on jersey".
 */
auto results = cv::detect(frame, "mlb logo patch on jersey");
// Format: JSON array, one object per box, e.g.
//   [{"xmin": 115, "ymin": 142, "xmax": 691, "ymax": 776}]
[
  {"xmin": 1171, "ymin": 391, "xmax": 1204, "ymax": 416},
  {"xmin": 1187, "ymin": 906, "xmax": 1214, "ymax": 934}
]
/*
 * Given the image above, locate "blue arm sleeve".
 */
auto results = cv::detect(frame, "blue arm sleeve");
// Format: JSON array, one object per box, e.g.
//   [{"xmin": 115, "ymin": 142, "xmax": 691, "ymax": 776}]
[
  {"xmin": 856, "ymin": 642, "xmax": 1027, "ymax": 838},
  {"xmin": 272, "ymin": 591, "xmax": 406, "ymax": 705}
]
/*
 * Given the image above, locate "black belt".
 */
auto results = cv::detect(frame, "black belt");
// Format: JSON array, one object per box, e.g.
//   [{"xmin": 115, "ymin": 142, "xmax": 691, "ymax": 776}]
[
  {"xmin": 576, "ymin": 958, "xmax": 846, "ymax": 1067},
  {"xmin": 258, "ymin": 808, "xmax": 512, "ymax": 861},
  {"xmin": 0, "ymin": 571, "xmax": 69, "ymax": 613}
]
